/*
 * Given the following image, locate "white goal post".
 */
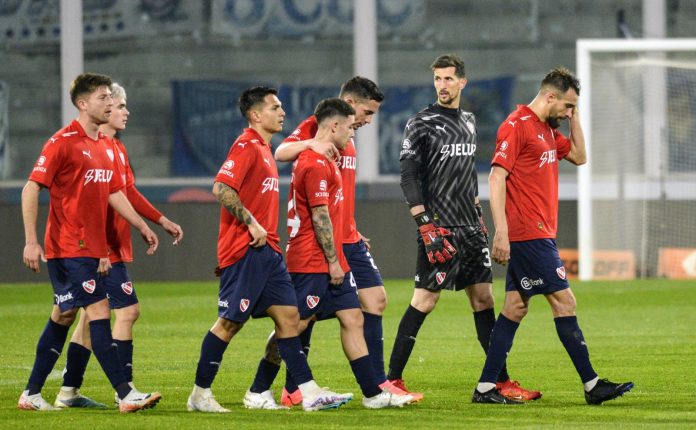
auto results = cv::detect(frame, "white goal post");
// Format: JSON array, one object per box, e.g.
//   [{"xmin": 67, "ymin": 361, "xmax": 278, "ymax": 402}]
[{"xmin": 576, "ymin": 38, "xmax": 696, "ymax": 280}]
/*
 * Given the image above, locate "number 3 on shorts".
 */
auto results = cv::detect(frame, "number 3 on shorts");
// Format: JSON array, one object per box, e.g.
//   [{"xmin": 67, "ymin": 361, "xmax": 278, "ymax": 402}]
[{"xmin": 482, "ymin": 247, "xmax": 492, "ymax": 267}]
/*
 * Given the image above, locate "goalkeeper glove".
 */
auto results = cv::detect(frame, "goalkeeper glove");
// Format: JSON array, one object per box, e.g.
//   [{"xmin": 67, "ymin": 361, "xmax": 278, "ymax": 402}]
[
  {"xmin": 475, "ymin": 203, "xmax": 488, "ymax": 236},
  {"xmin": 414, "ymin": 212, "xmax": 457, "ymax": 264}
]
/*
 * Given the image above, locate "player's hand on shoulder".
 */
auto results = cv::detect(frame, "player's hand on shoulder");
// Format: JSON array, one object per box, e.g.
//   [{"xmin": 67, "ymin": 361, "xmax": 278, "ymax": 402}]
[
  {"xmin": 491, "ymin": 231, "xmax": 510, "ymax": 265},
  {"xmin": 309, "ymin": 139, "xmax": 339, "ymax": 161},
  {"xmin": 248, "ymin": 221, "xmax": 267, "ymax": 248},
  {"xmin": 23, "ymin": 242, "xmax": 46, "ymax": 273},
  {"xmin": 415, "ymin": 212, "xmax": 457, "ymax": 264},
  {"xmin": 328, "ymin": 260, "xmax": 345, "ymax": 286}
]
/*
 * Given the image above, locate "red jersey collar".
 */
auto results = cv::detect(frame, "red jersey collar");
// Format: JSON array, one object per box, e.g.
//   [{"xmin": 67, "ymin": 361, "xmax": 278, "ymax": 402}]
[
  {"xmin": 70, "ymin": 119, "xmax": 106, "ymax": 141},
  {"xmin": 242, "ymin": 128, "xmax": 271, "ymax": 147},
  {"xmin": 517, "ymin": 105, "xmax": 542, "ymax": 123}
]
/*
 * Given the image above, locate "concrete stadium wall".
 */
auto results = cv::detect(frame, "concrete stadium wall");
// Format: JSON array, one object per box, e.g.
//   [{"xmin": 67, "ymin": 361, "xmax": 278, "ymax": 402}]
[{"xmin": 0, "ymin": 200, "xmax": 579, "ymax": 283}]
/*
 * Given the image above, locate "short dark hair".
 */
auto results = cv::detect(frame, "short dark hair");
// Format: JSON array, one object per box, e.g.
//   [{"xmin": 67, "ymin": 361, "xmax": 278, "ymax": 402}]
[
  {"xmin": 541, "ymin": 67, "xmax": 580, "ymax": 96},
  {"xmin": 314, "ymin": 98, "xmax": 355, "ymax": 125},
  {"xmin": 430, "ymin": 54, "xmax": 465, "ymax": 78},
  {"xmin": 69, "ymin": 73, "xmax": 112, "ymax": 107},
  {"xmin": 239, "ymin": 86, "xmax": 278, "ymax": 120},
  {"xmin": 339, "ymin": 76, "xmax": 384, "ymax": 103}
]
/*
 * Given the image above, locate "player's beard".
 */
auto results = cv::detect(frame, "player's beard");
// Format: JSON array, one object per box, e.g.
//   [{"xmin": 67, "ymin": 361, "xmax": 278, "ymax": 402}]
[
  {"xmin": 548, "ymin": 115, "xmax": 563, "ymax": 129},
  {"xmin": 438, "ymin": 91, "xmax": 456, "ymax": 106}
]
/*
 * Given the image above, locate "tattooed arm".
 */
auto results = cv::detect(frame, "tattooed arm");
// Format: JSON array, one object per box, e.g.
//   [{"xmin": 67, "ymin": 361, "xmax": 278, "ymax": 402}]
[
  {"xmin": 213, "ymin": 182, "xmax": 267, "ymax": 247},
  {"xmin": 311, "ymin": 205, "xmax": 344, "ymax": 285}
]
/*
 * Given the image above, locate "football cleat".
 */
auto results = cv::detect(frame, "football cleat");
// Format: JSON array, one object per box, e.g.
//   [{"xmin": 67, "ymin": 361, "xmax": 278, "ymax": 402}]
[
  {"xmin": 362, "ymin": 389, "xmax": 414, "ymax": 409},
  {"xmin": 18, "ymin": 391, "xmax": 58, "ymax": 411},
  {"xmin": 496, "ymin": 379, "xmax": 542, "ymax": 401},
  {"xmin": 380, "ymin": 380, "xmax": 423, "ymax": 402},
  {"xmin": 302, "ymin": 389, "xmax": 353, "ymax": 412},
  {"xmin": 243, "ymin": 390, "xmax": 288, "ymax": 410},
  {"xmin": 187, "ymin": 387, "xmax": 230, "ymax": 413},
  {"xmin": 388, "ymin": 379, "xmax": 424, "ymax": 402},
  {"xmin": 118, "ymin": 389, "xmax": 161, "ymax": 413},
  {"xmin": 54, "ymin": 388, "xmax": 106, "ymax": 408},
  {"xmin": 280, "ymin": 387, "xmax": 303, "ymax": 408},
  {"xmin": 585, "ymin": 379, "xmax": 634, "ymax": 405},
  {"xmin": 472, "ymin": 388, "xmax": 524, "ymax": 404}
]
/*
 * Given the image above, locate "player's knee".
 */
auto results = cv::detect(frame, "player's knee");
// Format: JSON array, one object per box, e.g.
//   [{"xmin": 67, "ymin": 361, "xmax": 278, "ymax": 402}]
[
  {"xmin": 338, "ymin": 309, "xmax": 365, "ymax": 331},
  {"xmin": 53, "ymin": 308, "xmax": 78, "ymax": 326},
  {"xmin": 360, "ymin": 292, "xmax": 387, "ymax": 315},
  {"xmin": 117, "ymin": 304, "xmax": 140, "ymax": 324},
  {"xmin": 275, "ymin": 313, "xmax": 301, "ymax": 337},
  {"xmin": 503, "ymin": 302, "xmax": 528, "ymax": 321}
]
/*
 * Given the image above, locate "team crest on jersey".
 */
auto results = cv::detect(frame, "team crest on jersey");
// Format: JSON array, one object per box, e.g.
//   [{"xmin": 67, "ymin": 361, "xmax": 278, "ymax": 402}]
[
  {"xmin": 106, "ymin": 148, "xmax": 114, "ymax": 162},
  {"xmin": 306, "ymin": 295, "xmax": 320, "ymax": 309},
  {"xmin": 556, "ymin": 266, "xmax": 566, "ymax": 280},
  {"xmin": 223, "ymin": 160, "xmax": 234, "ymax": 170},
  {"xmin": 435, "ymin": 272, "xmax": 447, "ymax": 285},
  {"xmin": 240, "ymin": 298, "xmax": 250, "ymax": 312},
  {"xmin": 500, "ymin": 141, "xmax": 509, "ymax": 151},
  {"xmin": 37, "ymin": 156, "xmax": 46, "ymax": 166},
  {"xmin": 82, "ymin": 279, "xmax": 96, "ymax": 294},
  {"xmin": 121, "ymin": 281, "xmax": 133, "ymax": 295},
  {"xmin": 402, "ymin": 139, "xmax": 411, "ymax": 149},
  {"xmin": 319, "ymin": 180, "xmax": 327, "ymax": 191}
]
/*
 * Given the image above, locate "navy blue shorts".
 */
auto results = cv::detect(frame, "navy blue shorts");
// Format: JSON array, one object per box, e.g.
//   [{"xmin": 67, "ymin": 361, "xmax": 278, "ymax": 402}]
[
  {"xmin": 103, "ymin": 262, "xmax": 139, "ymax": 309},
  {"xmin": 292, "ymin": 271, "xmax": 360, "ymax": 320},
  {"xmin": 506, "ymin": 239, "xmax": 570, "ymax": 297},
  {"xmin": 48, "ymin": 257, "xmax": 106, "ymax": 312},
  {"xmin": 343, "ymin": 240, "xmax": 384, "ymax": 290},
  {"xmin": 218, "ymin": 245, "xmax": 297, "ymax": 323}
]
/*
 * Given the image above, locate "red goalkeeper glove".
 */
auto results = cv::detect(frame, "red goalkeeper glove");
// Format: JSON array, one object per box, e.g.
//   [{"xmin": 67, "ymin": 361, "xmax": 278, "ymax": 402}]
[
  {"xmin": 475, "ymin": 203, "xmax": 488, "ymax": 237},
  {"xmin": 415, "ymin": 212, "xmax": 457, "ymax": 264}
]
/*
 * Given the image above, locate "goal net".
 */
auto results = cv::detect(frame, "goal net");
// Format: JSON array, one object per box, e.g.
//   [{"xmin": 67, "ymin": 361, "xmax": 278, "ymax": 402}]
[{"xmin": 577, "ymin": 39, "xmax": 696, "ymax": 280}]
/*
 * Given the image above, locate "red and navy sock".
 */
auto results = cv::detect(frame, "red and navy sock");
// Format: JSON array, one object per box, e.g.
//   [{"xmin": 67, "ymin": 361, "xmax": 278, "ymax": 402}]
[
  {"xmin": 114, "ymin": 340, "xmax": 134, "ymax": 383},
  {"xmin": 277, "ymin": 336, "xmax": 313, "ymax": 386},
  {"xmin": 285, "ymin": 321, "xmax": 314, "ymax": 393},
  {"xmin": 479, "ymin": 314, "xmax": 519, "ymax": 384},
  {"xmin": 26, "ymin": 319, "xmax": 70, "ymax": 394},
  {"xmin": 250, "ymin": 358, "xmax": 280, "ymax": 394},
  {"xmin": 194, "ymin": 331, "xmax": 229, "ymax": 389},
  {"xmin": 473, "ymin": 308, "xmax": 510, "ymax": 382},
  {"xmin": 350, "ymin": 355, "xmax": 381, "ymax": 398},
  {"xmin": 62, "ymin": 342, "xmax": 91, "ymax": 388},
  {"xmin": 89, "ymin": 319, "xmax": 130, "ymax": 397},
  {"xmin": 555, "ymin": 316, "xmax": 598, "ymax": 383},
  {"xmin": 363, "ymin": 312, "xmax": 386, "ymax": 383}
]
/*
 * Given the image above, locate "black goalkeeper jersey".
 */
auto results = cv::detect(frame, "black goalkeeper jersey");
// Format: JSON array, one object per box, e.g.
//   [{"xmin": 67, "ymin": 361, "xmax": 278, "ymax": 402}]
[{"xmin": 399, "ymin": 103, "xmax": 479, "ymax": 227}]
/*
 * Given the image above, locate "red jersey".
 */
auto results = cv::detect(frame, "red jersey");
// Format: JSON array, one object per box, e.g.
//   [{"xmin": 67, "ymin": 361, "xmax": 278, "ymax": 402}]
[
  {"xmin": 285, "ymin": 150, "xmax": 349, "ymax": 274},
  {"xmin": 105, "ymin": 137, "xmax": 163, "ymax": 263},
  {"xmin": 491, "ymin": 105, "xmax": 571, "ymax": 241},
  {"xmin": 28, "ymin": 120, "xmax": 124, "ymax": 259},
  {"xmin": 284, "ymin": 115, "xmax": 360, "ymax": 244},
  {"xmin": 215, "ymin": 128, "xmax": 282, "ymax": 269}
]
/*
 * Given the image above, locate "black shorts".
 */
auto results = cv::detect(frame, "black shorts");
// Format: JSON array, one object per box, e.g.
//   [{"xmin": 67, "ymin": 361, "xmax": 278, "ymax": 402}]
[{"xmin": 414, "ymin": 226, "xmax": 493, "ymax": 292}]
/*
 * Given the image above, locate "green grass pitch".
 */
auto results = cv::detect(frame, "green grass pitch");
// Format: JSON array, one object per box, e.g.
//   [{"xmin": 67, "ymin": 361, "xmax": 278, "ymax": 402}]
[{"xmin": 1, "ymin": 279, "xmax": 695, "ymax": 429}]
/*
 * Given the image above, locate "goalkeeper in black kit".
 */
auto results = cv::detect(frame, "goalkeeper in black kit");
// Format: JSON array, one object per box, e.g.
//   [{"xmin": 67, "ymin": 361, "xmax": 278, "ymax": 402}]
[{"xmin": 386, "ymin": 53, "xmax": 541, "ymax": 402}]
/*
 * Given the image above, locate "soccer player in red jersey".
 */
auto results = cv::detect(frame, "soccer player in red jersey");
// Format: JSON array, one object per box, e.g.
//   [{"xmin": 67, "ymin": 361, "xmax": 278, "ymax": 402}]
[
  {"xmin": 187, "ymin": 87, "xmax": 352, "ymax": 413},
  {"xmin": 54, "ymin": 83, "xmax": 184, "ymax": 409},
  {"xmin": 19, "ymin": 73, "xmax": 162, "ymax": 412},
  {"xmin": 472, "ymin": 67, "xmax": 633, "ymax": 405},
  {"xmin": 272, "ymin": 77, "xmax": 409, "ymax": 405},
  {"xmin": 246, "ymin": 98, "xmax": 413, "ymax": 409}
]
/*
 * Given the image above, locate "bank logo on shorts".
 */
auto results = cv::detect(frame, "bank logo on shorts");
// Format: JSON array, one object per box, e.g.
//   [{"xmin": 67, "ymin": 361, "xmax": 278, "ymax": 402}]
[
  {"xmin": 121, "ymin": 281, "xmax": 133, "ymax": 295},
  {"xmin": 556, "ymin": 266, "xmax": 567, "ymax": 280},
  {"xmin": 240, "ymin": 298, "xmax": 250, "ymax": 312},
  {"xmin": 306, "ymin": 295, "xmax": 320, "ymax": 309},
  {"xmin": 82, "ymin": 279, "xmax": 96, "ymax": 294},
  {"xmin": 520, "ymin": 277, "xmax": 544, "ymax": 290},
  {"xmin": 436, "ymin": 272, "xmax": 447, "ymax": 285},
  {"xmin": 55, "ymin": 292, "xmax": 73, "ymax": 304},
  {"xmin": 218, "ymin": 299, "xmax": 229, "ymax": 309}
]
